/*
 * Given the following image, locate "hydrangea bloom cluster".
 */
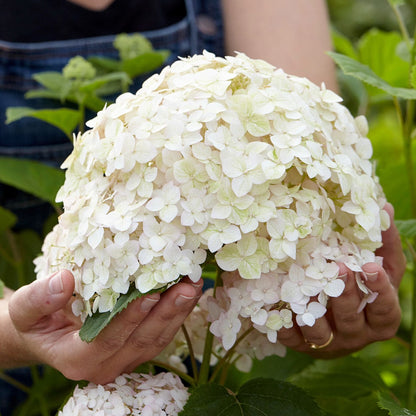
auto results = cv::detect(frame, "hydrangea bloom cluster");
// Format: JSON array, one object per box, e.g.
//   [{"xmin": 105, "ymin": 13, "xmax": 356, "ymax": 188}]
[
  {"xmin": 58, "ymin": 372, "xmax": 188, "ymax": 416},
  {"xmin": 155, "ymin": 283, "xmax": 287, "ymax": 374},
  {"xmin": 35, "ymin": 51, "xmax": 389, "ymax": 333}
]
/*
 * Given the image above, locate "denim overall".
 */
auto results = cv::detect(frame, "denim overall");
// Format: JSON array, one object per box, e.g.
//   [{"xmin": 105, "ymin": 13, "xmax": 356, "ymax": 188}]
[{"xmin": 0, "ymin": 0, "xmax": 224, "ymax": 413}]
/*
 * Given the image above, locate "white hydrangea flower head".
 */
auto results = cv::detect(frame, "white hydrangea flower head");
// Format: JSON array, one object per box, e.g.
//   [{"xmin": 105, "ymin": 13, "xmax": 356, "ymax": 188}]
[
  {"xmin": 35, "ymin": 51, "xmax": 388, "ymax": 334},
  {"xmin": 58, "ymin": 372, "xmax": 189, "ymax": 416}
]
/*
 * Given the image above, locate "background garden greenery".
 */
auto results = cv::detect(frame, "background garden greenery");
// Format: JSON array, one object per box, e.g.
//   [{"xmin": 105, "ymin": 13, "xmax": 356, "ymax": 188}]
[{"xmin": 2, "ymin": 1, "xmax": 416, "ymax": 414}]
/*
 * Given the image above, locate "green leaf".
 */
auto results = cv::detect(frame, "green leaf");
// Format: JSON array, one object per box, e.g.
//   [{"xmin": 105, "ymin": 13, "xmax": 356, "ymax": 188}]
[
  {"xmin": 88, "ymin": 56, "xmax": 121, "ymax": 72},
  {"xmin": 377, "ymin": 391, "xmax": 416, "ymax": 415},
  {"xmin": 290, "ymin": 357, "xmax": 387, "ymax": 400},
  {"xmin": 5, "ymin": 107, "xmax": 80, "ymax": 139},
  {"xmin": 387, "ymin": 0, "xmax": 405, "ymax": 6},
  {"xmin": 328, "ymin": 52, "xmax": 416, "ymax": 99},
  {"xmin": 79, "ymin": 72, "xmax": 131, "ymax": 94},
  {"xmin": 0, "ymin": 228, "xmax": 42, "ymax": 289},
  {"xmin": 79, "ymin": 285, "xmax": 161, "ymax": 342},
  {"xmin": 121, "ymin": 50, "xmax": 170, "ymax": 79},
  {"xmin": 180, "ymin": 378, "xmax": 322, "ymax": 416},
  {"xmin": 410, "ymin": 64, "xmax": 416, "ymax": 90},
  {"xmin": 32, "ymin": 71, "xmax": 73, "ymax": 101},
  {"xmin": 0, "ymin": 278, "xmax": 4, "ymax": 298},
  {"xmin": 332, "ymin": 29, "xmax": 359, "ymax": 60},
  {"xmin": 24, "ymin": 89, "xmax": 65, "ymax": 101},
  {"xmin": 395, "ymin": 219, "xmax": 416, "ymax": 238},
  {"xmin": 0, "ymin": 206, "xmax": 17, "ymax": 232},
  {"xmin": 225, "ymin": 350, "xmax": 314, "ymax": 392},
  {"xmin": 358, "ymin": 29, "xmax": 409, "ymax": 89},
  {"xmin": 317, "ymin": 393, "xmax": 388, "ymax": 416},
  {"xmin": 0, "ymin": 157, "xmax": 64, "ymax": 206}
]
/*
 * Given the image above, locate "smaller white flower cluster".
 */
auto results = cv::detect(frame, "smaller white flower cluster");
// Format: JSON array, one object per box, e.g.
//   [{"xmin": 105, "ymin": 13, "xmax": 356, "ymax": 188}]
[
  {"xmin": 58, "ymin": 372, "xmax": 189, "ymax": 416},
  {"xmin": 156, "ymin": 284, "xmax": 287, "ymax": 374}
]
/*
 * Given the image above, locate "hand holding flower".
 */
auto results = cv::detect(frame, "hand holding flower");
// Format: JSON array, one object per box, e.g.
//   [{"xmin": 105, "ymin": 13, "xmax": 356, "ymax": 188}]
[
  {"xmin": 5, "ymin": 270, "xmax": 202, "ymax": 384},
  {"xmin": 277, "ymin": 202, "xmax": 405, "ymax": 357}
]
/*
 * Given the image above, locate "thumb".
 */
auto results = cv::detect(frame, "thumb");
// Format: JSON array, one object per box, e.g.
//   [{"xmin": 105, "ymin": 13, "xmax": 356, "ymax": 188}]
[{"xmin": 9, "ymin": 270, "xmax": 75, "ymax": 332}]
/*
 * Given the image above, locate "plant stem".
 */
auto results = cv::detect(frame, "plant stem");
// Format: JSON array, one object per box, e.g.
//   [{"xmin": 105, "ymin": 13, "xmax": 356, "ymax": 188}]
[
  {"xmin": 149, "ymin": 360, "xmax": 196, "ymax": 387},
  {"xmin": 198, "ymin": 267, "xmax": 222, "ymax": 384},
  {"xmin": 181, "ymin": 324, "xmax": 199, "ymax": 380},
  {"xmin": 79, "ymin": 102, "xmax": 86, "ymax": 134},
  {"xmin": 209, "ymin": 327, "xmax": 253, "ymax": 384},
  {"xmin": 0, "ymin": 371, "xmax": 30, "ymax": 394},
  {"xmin": 30, "ymin": 366, "xmax": 49, "ymax": 416},
  {"xmin": 407, "ymin": 261, "xmax": 416, "ymax": 409},
  {"xmin": 390, "ymin": 1, "xmax": 411, "ymax": 50}
]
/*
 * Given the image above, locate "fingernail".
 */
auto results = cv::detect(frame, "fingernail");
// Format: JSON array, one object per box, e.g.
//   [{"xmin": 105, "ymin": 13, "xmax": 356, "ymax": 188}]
[
  {"xmin": 48, "ymin": 271, "xmax": 64, "ymax": 294},
  {"xmin": 175, "ymin": 294, "xmax": 195, "ymax": 307},
  {"xmin": 140, "ymin": 297, "xmax": 159, "ymax": 312},
  {"xmin": 366, "ymin": 272, "xmax": 378, "ymax": 282}
]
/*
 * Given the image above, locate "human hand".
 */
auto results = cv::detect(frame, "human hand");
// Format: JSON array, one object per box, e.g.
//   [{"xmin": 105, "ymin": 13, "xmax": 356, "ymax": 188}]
[
  {"xmin": 277, "ymin": 203, "xmax": 406, "ymax": 358},
  {"xmin": 8, "ymin": 270, "xmax": 202, "ymax": 384}
]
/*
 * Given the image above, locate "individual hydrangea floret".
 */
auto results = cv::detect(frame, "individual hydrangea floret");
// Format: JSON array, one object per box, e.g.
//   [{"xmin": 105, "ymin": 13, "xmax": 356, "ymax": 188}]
[
  {"xmin": 35, "ymin": 51, "xmax": 388, "ymax": 341},
  {"xmin": 58, "ymin": 372, "xmax": 189, "ymax": 416}
]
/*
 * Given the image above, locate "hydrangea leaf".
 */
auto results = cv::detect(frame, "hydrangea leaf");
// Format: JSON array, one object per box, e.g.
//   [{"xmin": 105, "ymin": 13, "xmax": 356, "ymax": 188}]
[
  {"xmin": 0, "ymin": 157, "xmax": 65, "ymax": 207},
  {"xmin": 0, "ymin": 206, "xmax": 17, "ymax": 233},
  {"xmin": 5, "ymin": 107, "xmax": 80, "ymax": 140},
  {"xmin": 79, "ymin": 285, "xmax": 162, "ymax": 342},
  {"xmin": 328, "ymin": 52, "xmax": 416, "ymax": 99},
  {"xmin": 290, "ymin": 356, "xmax": 387, "ymax": 399},
  {"xmin": 358, "ymin": 29, "xmax": 409, "ymax": 89},
  {"xmin": 377, "ymin": 391, "xmax": 416, "ymax": 416},
  {"xmin": 79, "ymin": 72, "xmax": 132, "ymax": 94},
  {"xmin": 121, "ymin": 50, "xmax": 170, "ymax": 79},
  {"xmin": 179, "ymin": 378, "xmax": 322, "ymax": 416}
]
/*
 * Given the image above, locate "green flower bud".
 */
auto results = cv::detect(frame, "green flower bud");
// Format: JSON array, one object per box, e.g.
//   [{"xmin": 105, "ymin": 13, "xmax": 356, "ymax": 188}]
[
  {"xmin": 63, "ymin": 56, "xmax": 96, "ymax": 81},
  {"xmin": 114, "ymin": 33, "xmax": 153, "ymax": 61}
]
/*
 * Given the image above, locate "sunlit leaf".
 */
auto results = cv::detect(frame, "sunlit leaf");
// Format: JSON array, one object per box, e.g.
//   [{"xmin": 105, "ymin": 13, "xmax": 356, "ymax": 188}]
[
  {"xmin": 328, "ymin": 52, "xmax": 416, "ymax": 99},
  {"xmin": 358, "ymin": 29, "xmax": 409, "ymax": 89},
  {"xmin": 332, "ymin": 29, "xmax": 359, "ymax": 59}
]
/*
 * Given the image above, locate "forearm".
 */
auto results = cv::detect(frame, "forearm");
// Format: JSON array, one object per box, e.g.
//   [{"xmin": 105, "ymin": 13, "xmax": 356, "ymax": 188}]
[
  {"xmin": 221, "ymin": 0, "xmax": 338, "ymax": 91},
  {"xmin": 0, "ymin": 289, "xmax": 37, "ymax": 368}
]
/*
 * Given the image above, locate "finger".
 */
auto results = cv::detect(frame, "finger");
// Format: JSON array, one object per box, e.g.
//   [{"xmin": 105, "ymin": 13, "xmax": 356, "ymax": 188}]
[
  {"xmin": 300, "ymin": 316, "xmax": 333, "ymax": 349},
  {"xmin": 122, "ymin": 279, "xmax": 203, "ymax": 367},
  {"xmin": 362, "ymin": 264, "xmax": 401, "ymax": 339},
  {"xmin": 330, "ymin": 267, "xmax": 366, "ymax": 336},
  {"xmin": 376, "ymin": 203, "xmax": 406, "ymax": 289},
  {"xmin": 9, "ymin": 270, "xmax": 75, "ymax": 332},
  {"xmin": 276, "ymin": 325, "xmax": 304, "ymax": 349},
  {"xmin": 92, "ymin": 292, "xmax": 161, "ymax": 356}
]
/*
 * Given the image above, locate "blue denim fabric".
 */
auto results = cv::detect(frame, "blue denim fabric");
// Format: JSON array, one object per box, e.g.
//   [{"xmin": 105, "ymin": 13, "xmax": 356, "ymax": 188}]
[
  {"xmin": 0, "ymin": 0, "xmax": 224, "ymax": 232},
  {"xmin": 0, "ymin": 0, "xmax": 224, "ymax": 414}
]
